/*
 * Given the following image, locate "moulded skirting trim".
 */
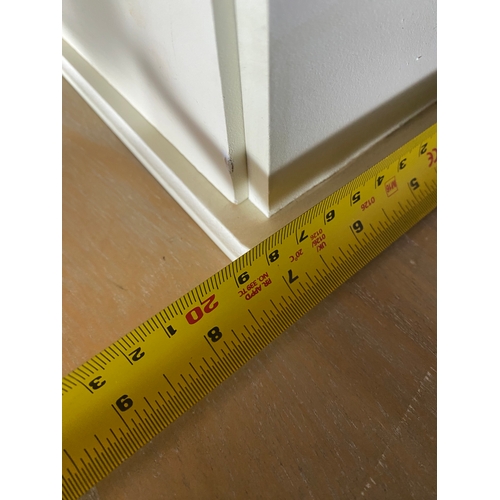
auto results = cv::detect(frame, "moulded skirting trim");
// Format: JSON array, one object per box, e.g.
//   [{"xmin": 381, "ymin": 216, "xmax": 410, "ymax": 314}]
[
  {"xmin": 63, "ymin": 38, "xmax": 436, "ymax": 261},
  {"xmin": 63, "ymin": 38, "xmax": 256, "ymax": 259}
]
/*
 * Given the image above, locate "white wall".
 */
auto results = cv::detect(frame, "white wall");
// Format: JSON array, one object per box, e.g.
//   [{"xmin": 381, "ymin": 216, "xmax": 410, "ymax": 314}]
[
  {"xmin": 237, "ymin": 0, "xmax": 437, "ymax": 215},
  {"xmin": 63, "ymin": 0, "xmax": 247, "ymax": 204}
]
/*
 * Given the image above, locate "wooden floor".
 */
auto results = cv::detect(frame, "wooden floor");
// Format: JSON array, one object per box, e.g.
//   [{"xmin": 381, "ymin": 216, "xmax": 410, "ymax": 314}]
[{"xmin": 63, "ymin": 78, "xmax": 436, "ymax": 499}]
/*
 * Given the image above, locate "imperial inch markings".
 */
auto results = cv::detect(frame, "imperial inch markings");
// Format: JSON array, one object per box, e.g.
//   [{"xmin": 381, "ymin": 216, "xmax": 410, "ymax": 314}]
[{"xmin": 63, "ymin": 124, "xmax": 437, "ymax": 500}]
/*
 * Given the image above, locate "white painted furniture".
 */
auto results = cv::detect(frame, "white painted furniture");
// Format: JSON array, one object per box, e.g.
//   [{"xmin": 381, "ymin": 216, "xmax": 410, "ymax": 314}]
[{"xmin": 63, "ymin": 0, "xmax": 436, "ymax": 257}]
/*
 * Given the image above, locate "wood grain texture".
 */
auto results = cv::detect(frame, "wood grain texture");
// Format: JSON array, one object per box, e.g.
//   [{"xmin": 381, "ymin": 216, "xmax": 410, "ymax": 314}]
[{"xmin": 63, "ymin": 78, "xmax": 436, "ymax": 499}]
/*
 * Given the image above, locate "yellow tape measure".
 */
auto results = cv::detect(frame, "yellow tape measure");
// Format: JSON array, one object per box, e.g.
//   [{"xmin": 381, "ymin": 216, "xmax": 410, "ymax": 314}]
[{"xmin": 63, "ymin": 124, "xmax": 437, "ymax": 500}]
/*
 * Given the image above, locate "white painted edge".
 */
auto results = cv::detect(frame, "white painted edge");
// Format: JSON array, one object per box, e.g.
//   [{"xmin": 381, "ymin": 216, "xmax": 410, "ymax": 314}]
[
  {"xmin": 234, "ymin": 0, "xmax": 270, "ymax": 216},
  {"xmin": 63, "ymin": 38, "xmax": 436, "ymax": 262},
  {"xmin": 211, "ymin": 0, "xmax": 249, "ymax": 204}
]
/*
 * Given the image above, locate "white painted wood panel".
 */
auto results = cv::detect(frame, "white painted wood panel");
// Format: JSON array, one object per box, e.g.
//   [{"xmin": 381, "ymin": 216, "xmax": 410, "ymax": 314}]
[
  {"xmin": 236, "ymin": 0, "xmax": 437, "ymax": 215},
  {"xmin": 63, "ymin": 0, "xmax": 247, "ymax": 204}
]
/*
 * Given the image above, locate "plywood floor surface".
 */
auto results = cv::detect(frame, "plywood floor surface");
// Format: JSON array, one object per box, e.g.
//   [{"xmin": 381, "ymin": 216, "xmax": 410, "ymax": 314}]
[{"xmin": 63, "ymin": 78, "xmax": 436, "ymax": 500}]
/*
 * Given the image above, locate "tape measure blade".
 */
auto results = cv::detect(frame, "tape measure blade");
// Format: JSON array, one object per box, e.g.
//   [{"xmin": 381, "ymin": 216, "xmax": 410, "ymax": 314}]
[{"xmin": 63, "ymin": 125, "xmax": 437, "ymax": 500}]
